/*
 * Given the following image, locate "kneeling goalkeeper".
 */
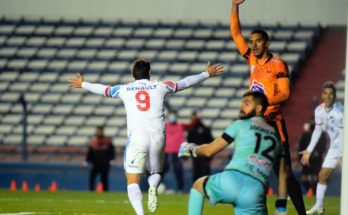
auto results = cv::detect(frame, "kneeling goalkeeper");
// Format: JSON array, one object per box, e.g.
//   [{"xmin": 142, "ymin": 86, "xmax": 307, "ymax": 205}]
[{"xmin": 179, "ymin": 91, "xmax": 282, "ymax": 215}]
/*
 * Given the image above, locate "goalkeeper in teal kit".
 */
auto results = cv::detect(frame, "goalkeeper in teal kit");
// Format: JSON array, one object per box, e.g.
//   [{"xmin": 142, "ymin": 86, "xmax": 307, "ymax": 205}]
[{"xmin": 179, "ymin": 91, "xmax": 282, "ymax": 215}]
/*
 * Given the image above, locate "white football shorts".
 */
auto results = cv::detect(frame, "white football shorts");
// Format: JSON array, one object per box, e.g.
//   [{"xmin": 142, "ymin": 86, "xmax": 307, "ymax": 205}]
[
  {"xmin": 322, "ymin": 148, "xmax": 342, "ymax": 169},
  {"xmin": 124, "ymin": 131, "xmax": 165, "ymax": 174}
]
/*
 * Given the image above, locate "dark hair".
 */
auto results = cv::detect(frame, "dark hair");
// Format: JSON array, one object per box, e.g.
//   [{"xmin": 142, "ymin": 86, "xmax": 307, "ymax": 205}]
[
  {"xmin": 251, "ymin": 29, "xmax": 269, "ymax": 41},
  {"xmin": 322, "ymin": 81, "xmax": 336, "ymax": 96},
  {"xmin": 243, "ymin": 91, "xmax": 269, "ymax": 113},
  {"xmin": 132, "ymin": 58, "xmax": 151, "ymax": 80}
]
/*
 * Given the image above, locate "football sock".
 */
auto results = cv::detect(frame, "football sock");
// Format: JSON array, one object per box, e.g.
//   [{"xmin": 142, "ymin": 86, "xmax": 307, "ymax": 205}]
[
  {"xmin": 315, "ymin": 183, "xmax": 327, "ymax": 208},
  {"xmin": 275, "ymin": 198, "xmax": 287, "ymax": 212},
  {"xmin": 287, "ymin": 174, "xmax": 307, "ymax": 215},
  {"xmin": 127, "ymin": 183, "xmax": 144, "ymax": 215},
  {"xmin": 188, "ymin": 188, "xmax": 204, "ymax": 215},
  {"xmin": 148, "ymin": 173, "xmax": 161, "ymax": 188}
]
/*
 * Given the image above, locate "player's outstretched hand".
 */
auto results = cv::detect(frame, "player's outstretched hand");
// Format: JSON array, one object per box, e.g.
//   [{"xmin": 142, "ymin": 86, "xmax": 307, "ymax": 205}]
[
  {"xmin": 232, "ymin": 0, "xmax": 246, "ymax": 6},
  {"xmin": 68, "ymin": 73, "xmax": 84, "ymax": 88},
  {"xmin": 299, "ymin": 150, "xmax": 311, "ymax": 166},
  {"xmin": 206, "ymin": 62, "xmax": 224, "ymax": 77},
  {"xmin": 178, "ymin": 142, "xmax": 197, "ymax": 158}
]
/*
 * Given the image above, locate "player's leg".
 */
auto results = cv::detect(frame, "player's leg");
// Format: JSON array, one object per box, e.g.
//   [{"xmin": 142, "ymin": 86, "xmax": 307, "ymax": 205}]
[
  {"xmin": 269, "ymin": 120, "xmax": 306, "ymax": 215},
  {"xmin": 307, "ymin": 149, "xmax": 340, "ymax": 214},
  {"xmin": 270, "ymin": 121, "xmax": 288, "ymax": 214},
  {"xmin": 188, "ymin": 176, "xmax": 208, "ymax": 215},
  {"xmin": 234, "ymin": 171, "xmax": 267, "ymax": 215},
  {"xmin": 283, "ymin": 144, "xmax": 306, "ymax": 215},
  {"xmin": 124, "ymin": 133, "xmax": 149, "ymax": 215},
  {"xmin": 146, "ymin": 133, "xmax": 165, "ymax": 213},
  {"xmin": 273, "ymin": 156, "xmax": 288, "ymax": 214},
  {"xmin": 126, "ymin": 172, "xmax": 144, "ymax": 215}
]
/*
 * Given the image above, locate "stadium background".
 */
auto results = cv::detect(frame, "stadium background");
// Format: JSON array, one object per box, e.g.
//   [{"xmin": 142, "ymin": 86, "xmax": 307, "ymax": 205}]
[{"xmin": 0, "ymin": 0, "xmax": 346, "ymax": 196}]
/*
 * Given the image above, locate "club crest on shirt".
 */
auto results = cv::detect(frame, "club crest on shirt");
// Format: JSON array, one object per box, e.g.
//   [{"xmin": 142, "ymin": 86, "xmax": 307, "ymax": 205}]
[{"xmin": 251, "ymin": 80, "xmax": 266, "ymax": 94}]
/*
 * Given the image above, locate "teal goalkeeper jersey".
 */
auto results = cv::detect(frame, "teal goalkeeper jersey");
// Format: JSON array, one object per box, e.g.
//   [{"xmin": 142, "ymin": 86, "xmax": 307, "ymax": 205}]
[{"xmin": 223, "ymin": 116, "xmax": 281, "ymax": 185}]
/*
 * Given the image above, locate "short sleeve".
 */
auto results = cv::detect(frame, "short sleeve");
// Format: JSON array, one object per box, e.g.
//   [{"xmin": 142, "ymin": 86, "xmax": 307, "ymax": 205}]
[
  {"xmin": 223, "ymin": 120, "xmax": 240, "ymax": 140},
  {"xmin": 275, "ymin": 60, "xmax": 289, "ymax": 79}
]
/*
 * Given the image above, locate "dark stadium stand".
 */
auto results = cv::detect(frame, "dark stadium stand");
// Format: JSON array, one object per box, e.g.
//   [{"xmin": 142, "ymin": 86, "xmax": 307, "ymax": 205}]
[{"xmin": 0, "ymin": 16, "xmax": 321, "ymax": 166}]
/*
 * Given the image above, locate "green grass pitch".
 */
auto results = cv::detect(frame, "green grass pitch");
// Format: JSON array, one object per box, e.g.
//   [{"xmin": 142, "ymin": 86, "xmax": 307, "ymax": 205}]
[{"xmin": 0, "ymin": 189, "xmax": 340, "ymax": 214}]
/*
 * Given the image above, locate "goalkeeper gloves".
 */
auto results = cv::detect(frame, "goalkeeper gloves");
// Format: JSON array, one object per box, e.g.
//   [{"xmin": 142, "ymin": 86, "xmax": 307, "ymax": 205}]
[{"xmin": 178, "ymin": 142, "xmax": 198, "ymax": 158}]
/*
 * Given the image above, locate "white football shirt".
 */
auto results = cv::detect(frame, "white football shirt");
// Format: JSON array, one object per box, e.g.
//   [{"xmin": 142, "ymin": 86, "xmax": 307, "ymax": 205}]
[
  {"xmin": 105, "ymin": 79, "xmax": 177, "ymax": 135},
  {"xmin": 314, "ymin": 102, "xmax": 344, "ymax": 150}
]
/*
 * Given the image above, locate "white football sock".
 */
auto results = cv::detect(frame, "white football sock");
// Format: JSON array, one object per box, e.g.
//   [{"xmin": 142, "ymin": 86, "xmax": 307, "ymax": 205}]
[
  {"xmin": 127, "ymin": 183, "xmax": 144, "ymax": 215},
  {"xmin": 315, "ymin": 183, "xmax": 327, "ymax": 208},
  {"xmin": 148, "ymin": 173, "xmax": 161, "ymax": 188}
]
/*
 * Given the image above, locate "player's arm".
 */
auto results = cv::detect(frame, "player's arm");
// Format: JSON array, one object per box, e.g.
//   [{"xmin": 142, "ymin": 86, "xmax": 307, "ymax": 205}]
[
  {"xmin": 68, "ymin": 73, "xmax": 111, "ymax": 96},
  {"xmin": 175, "ymin": 62, "xmax": 223, "ymax": 92},
  {"xmin": 299, "ymin": 124, "xmax": 323, "ymax": 165},
  {"xmin": 194, "ymin": 136, "xmax": 230, "ymax": 157},
  {"xmin": 268, "ymin": 77, "xmax": 290, "ymax": 105},
  {"xmin": 230, "ymin": 0, "xmax": 249, "ymax": 58},
  {"xmin": 179, "ymin": 133, "xmax": 233, "ymax": 158}
]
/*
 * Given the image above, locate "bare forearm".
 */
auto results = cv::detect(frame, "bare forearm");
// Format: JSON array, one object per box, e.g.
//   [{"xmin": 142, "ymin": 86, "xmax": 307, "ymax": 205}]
[{"xmin": 194, "ymin": 144, "xmax": 216, "ymax": 158}]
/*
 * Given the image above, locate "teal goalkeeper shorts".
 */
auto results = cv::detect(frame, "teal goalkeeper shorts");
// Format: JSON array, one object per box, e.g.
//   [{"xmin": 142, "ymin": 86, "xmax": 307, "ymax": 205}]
[{"xmin": 204, "ymin": 170, "xmax": 267, "ymax": 215}]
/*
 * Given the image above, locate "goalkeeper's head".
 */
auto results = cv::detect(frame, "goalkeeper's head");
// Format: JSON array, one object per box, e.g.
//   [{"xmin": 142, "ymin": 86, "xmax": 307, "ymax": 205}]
[
  {"xmin": 132, "ymin": 58, "xmax": 151, "ymax": 80},
  {"xmin": 239, "ymin": 91, "xmax": 269, "ymax": 119}
]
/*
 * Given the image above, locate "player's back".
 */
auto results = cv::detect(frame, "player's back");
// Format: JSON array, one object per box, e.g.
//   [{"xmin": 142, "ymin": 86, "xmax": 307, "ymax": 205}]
[
  {"xmin": 117, "ymin": 79, "xmax": 175, "ymax": 135},
  {"xmin": 225, "ymin": 116, "xmax": 281, "ymax": 185}
]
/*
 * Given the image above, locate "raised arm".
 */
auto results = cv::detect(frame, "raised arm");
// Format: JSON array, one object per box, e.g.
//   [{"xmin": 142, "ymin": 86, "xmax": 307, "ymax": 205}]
[
  {"xmin": 176, "ymin": 62, "xmax": 223, "ymax": 91},
  {"xmin": 68, "ymin": 73, "xmax": 109, "ymax": 96},
  {"xmin": 230, "ymin": 0, "xmax": 249, "ymax": 57}
]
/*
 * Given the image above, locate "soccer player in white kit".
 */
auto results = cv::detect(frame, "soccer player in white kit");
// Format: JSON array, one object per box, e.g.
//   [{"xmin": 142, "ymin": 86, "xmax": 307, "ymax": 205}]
[
  {"xmin": 68, "ymin": 58, "xmax": 223, "ymax": 215},
  {"xmin": 299, "ymin": 81, "xmax": 344, "ymax": 214}
]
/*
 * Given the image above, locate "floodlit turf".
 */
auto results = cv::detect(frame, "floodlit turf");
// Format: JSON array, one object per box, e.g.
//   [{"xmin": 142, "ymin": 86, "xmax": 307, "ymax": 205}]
[{"xmin": 0, "ymin": 189, "xmax": 340, "ymax": 214}]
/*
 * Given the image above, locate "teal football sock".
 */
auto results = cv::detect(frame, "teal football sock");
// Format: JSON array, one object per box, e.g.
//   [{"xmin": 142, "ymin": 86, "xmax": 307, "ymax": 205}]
[{"xmin": 188, "ymin": 188, "xmax": 204, "ymax": 215}]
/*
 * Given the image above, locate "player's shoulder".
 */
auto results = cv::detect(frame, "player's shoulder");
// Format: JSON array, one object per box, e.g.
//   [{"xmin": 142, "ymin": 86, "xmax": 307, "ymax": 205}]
[
  {"xmin": 229, "ymin": 119, "xmax": 248, "ymax": 129},
  {"xmin": 270, "ymin": 55, "xmax": 288, "ymax": 68},
  {"xmin": 158, "ymin": 80, "xmax": 177, "ymax": 90},
  {"xmin": 270, "ymin": 55, "xmax": 286, "ymax": 63},
  {"xmin": 251, "ymin": 117, "xmax": 274, "ymax": 131},
  {"xmin": 315, "ymin": 103, "xmax": 326, "ymax": 112},
  {"xmin": 334, "ymin": 102, "xmax": 344, "ymax": 113}
]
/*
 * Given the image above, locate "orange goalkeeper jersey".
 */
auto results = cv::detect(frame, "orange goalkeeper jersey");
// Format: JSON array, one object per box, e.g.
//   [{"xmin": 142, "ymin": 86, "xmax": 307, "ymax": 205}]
[{"xmin": 230, "ymin": 11, "xmax": 290, "ymax": 121}]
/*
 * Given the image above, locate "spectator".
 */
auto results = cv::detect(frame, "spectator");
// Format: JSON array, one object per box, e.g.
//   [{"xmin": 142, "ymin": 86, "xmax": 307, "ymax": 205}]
[
  {"xmin": 163, "ymin": 110, "xmax": 186, "ymax": 192},
  {"xmin": 83, "ymin": 126, "xmax": 115, "ymax": 191},
  {"xmin": 187, "ymin": 111, "xmax": 213, "ymax": 182},
  {"xmin": 297, "ymin": 122, "xmax": 326, "ymax": 194}
]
